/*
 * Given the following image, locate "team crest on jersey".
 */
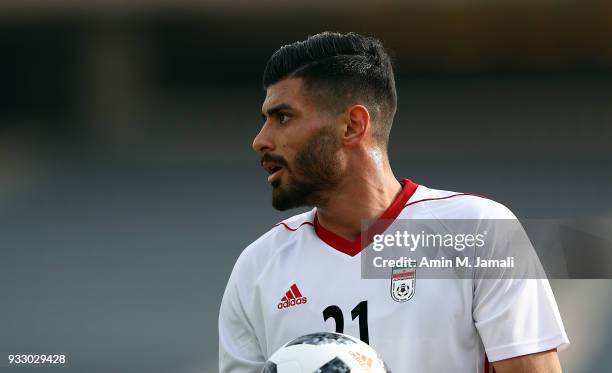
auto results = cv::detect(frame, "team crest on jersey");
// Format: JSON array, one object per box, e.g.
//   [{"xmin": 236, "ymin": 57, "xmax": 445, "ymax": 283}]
[{"xmin": 391, "ymin": 265, "xmax": 416, "ymax": 302}]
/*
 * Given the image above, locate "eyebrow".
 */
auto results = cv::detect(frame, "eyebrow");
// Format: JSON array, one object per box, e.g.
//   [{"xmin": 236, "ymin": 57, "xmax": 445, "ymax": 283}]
[{"xmin": 261, "ymin": 103, "xmax": 293, "ymax": 120}]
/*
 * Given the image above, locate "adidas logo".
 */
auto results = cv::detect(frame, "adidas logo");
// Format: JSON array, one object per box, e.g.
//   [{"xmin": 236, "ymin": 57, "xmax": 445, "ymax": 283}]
[
  {"xmin": 348, "ymin": 351, "xmax": 374, "ymax": 370},
  {"xmin": 277, "ymin": 283, "xmax": 307, "ymax": 310}
]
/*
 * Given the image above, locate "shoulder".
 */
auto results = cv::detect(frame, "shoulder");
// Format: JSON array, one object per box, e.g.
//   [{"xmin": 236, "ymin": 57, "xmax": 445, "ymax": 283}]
[
  {"xmin": 229, "ymin": 209, "xmax": 316, "ymax": 283},
  {"xmin": 403, "ymin": 184, "xmax": 517, "ymax": 220}
]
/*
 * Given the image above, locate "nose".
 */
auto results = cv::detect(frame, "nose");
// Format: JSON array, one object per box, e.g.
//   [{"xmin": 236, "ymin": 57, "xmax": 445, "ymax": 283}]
[{"xmin": 252, "ymin": 122, "xmax": 275, "ymax": 154}]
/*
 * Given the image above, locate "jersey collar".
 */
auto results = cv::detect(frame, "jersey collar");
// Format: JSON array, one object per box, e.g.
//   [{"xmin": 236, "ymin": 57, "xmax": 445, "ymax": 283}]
[{"xmin": 313, "ymin": 178, "xmax": 418, "ymax": 257}]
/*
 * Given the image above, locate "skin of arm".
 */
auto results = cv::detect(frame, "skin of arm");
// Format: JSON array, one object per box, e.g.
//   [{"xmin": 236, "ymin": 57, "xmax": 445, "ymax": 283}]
[{"xmin": 492, "ymin": 349, "xmax": 562, "ymax": 373}]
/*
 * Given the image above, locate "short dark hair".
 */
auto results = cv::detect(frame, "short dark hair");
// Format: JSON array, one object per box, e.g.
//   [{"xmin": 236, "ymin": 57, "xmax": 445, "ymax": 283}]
[{"xmin": 263, "ymin": 31, "xmax": 397, "ymax": 147}]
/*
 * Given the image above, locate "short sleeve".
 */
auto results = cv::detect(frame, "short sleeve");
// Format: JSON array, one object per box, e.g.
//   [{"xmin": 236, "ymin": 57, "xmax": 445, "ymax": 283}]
[
  {"xmin": 218, "ymin": 268, "xmax": 266, "ymax": 373},
  {"xmin": 473, "ymin": 215, "xmax": 570, "ymax": 362}
]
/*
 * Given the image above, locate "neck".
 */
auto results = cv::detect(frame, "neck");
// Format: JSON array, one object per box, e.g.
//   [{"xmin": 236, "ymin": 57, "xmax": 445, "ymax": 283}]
[{"xmin": 315, "ymin": 156, "xmax": 402, "ymax": 241}]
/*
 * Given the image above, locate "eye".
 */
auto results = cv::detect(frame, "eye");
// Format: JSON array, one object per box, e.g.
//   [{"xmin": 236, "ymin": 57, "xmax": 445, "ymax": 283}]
[{"xmin": 278, "ymin": 113, "xmax": 290, "ymax": 124}]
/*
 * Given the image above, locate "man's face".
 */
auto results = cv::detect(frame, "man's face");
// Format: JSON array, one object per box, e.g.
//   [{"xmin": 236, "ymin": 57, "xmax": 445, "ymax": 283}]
[{"xmin": 254, "ymin": 78, "xmax": 343, "ymax": 210}]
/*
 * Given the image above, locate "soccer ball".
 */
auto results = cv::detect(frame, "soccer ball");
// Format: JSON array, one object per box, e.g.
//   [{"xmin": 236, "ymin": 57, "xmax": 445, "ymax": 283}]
[{"xmin": 261, "ymin": 332, "xmax": 391, "ymax": 373}]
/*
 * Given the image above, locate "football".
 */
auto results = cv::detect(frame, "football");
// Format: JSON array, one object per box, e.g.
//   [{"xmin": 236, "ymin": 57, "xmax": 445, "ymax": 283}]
[{"xmin": 261, "ymin": 332, "xmax": 391, "ymax": 373}]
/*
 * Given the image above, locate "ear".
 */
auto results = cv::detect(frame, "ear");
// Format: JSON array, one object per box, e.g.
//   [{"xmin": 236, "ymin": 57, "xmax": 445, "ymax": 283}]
[{"xmin": 343, "ymin": 105, "xmax": 370, "ymax": 146}]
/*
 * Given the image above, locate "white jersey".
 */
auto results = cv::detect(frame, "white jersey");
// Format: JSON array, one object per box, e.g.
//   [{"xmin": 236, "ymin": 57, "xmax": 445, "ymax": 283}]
[{"xmin": 219, "ymin": 179, "xmax": 569, "ymax": 372}]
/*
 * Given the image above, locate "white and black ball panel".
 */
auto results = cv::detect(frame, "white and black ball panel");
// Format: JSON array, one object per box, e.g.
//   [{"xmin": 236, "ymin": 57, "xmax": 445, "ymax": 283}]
[
  {"xmin": 262, "ymin": 332, "xmax": 390, "ymax": 373},
  {"xmin": 267, "ymin": 344, "xmax": 338, "ymax": 372},
  {"xmin": 315, "ymin": 357, "xmax": 351, "ymax": 372},
  {"xmin": 286, "ymin": 332, "xmax": 357, "ymax": 347}
]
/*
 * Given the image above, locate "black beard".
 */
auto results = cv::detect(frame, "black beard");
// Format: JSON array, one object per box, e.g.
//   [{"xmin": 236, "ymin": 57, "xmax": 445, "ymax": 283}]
[{"xmin": 271, "ymin": 125, "xmax": 341, "ymax": 211}]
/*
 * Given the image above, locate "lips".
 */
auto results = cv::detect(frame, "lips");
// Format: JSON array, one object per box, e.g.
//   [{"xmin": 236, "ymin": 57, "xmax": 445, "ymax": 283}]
[
  {"xmin": 261, "ymin": 160, "xmax": 285, "ymax": 183},
  {"xmin": 267, "ymin": 167, "xmax": 283, "ymax": 183}
]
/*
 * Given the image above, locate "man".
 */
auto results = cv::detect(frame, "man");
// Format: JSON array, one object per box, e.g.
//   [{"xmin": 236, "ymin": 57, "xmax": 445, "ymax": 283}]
[{"xmin": 219, "ymin": 32, "xmax": 569, "ymax": 372}]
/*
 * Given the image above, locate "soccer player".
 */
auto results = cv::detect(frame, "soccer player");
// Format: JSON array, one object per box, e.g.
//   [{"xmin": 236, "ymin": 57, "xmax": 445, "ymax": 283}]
[{"xmin": 219, "ymin": 32, "xmax": 569, "ymax": 372}]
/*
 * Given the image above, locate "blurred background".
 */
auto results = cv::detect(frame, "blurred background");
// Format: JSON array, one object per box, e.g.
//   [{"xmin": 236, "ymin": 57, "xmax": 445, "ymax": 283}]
[{"xmin": 1, "ymin": 0, "xmax": 611, "ymax": 372}]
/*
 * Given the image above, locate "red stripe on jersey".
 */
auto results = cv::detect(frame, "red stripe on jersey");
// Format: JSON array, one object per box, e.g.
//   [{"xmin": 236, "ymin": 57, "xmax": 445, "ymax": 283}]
[
  {"xmin": 405, "ymin": 193, "xmax": 488, "ymax": 208},
  {"xmin": 285, "ymin": 290, "xmax": 294, "ymax": 300},
  {"xmin": 392, "ymin": 271, "xmax": 415, "ymax": 278},
  {"xmin": 313, "ymin": 178, "xmax": 419, "ymax": 257},
  {"xmin": 290, "ymin": 284, "xmax": 303, "ymax": 298},
  {"xmin": 273, "ymin": 179, "xmax": 487, "ymax": 258},
  {"xmin": 273, "ymin": 221, "xmax": 314, "ymax": 231},
  {"xmin": 281, "ymin": 296, "xmax": 288, "ymax": 302}
]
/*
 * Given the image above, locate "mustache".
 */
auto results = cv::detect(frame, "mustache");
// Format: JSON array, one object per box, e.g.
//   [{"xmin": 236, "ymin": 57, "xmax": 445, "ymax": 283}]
[{"xmin": 261, "ymin": 153, "xmax": 289, "ymax": 168}]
